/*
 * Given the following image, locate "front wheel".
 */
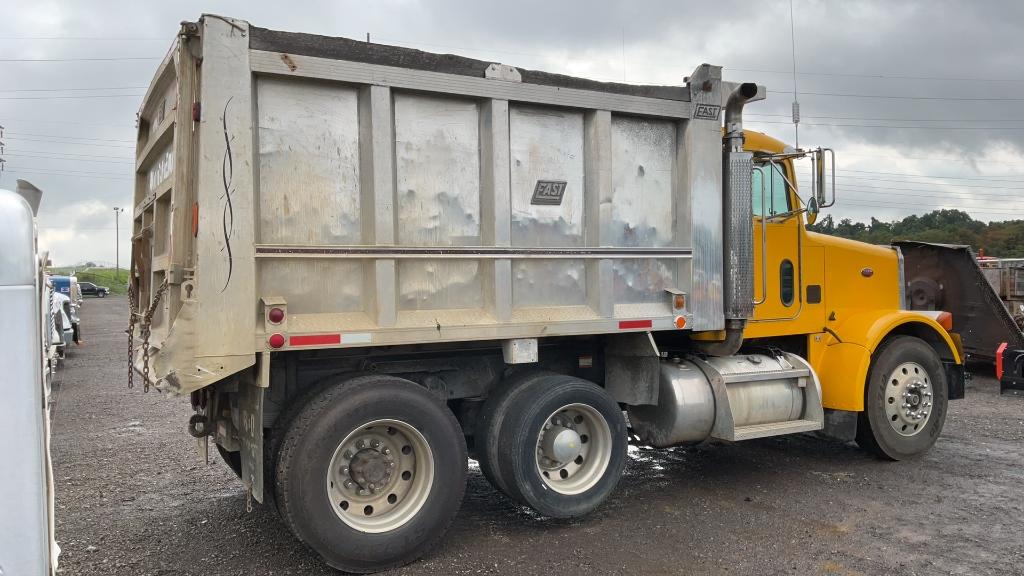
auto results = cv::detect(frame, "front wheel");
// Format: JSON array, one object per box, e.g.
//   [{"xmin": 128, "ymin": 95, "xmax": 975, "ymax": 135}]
[
  {"xmin": 274, "ymin": 375, "xmax": 467, "ymax": 573},
  {"xmin": 856, "ymin": 336, "xmax": 948, "ymax": 460}
]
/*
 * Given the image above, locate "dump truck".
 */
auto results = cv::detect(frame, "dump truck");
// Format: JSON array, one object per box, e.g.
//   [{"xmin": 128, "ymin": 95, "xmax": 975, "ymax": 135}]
[{"xmin": 130, "ymin": 15, "xmax": 969, "ymax": 572}]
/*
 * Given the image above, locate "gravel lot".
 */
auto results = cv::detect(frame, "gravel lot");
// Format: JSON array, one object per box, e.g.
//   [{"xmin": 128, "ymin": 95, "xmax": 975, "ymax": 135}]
[{"xmin": 52, "ymin": 296, "xmax": 1024, "ymax": 575}]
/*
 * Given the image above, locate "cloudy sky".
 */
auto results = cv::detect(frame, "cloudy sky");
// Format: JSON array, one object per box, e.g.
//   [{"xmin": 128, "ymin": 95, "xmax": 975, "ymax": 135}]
[{"xmin": 2, "ymin": 0, "xmax": 1022, "ymax": 265}]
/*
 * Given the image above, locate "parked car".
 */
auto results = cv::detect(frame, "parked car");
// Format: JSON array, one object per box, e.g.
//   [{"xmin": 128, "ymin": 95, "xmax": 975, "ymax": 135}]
[{"xmin": 79, "ymin": 281, "xmax": 109, "ymax": 298}]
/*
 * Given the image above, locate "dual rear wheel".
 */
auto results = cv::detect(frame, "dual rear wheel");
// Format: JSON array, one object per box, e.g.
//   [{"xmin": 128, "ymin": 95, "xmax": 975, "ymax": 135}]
[
  {"xmin": 270, "ymin": 372, "xmax": 627, "ymax": 572},
  {"xmin": 477, "ymin": 372, "xmax": 628, "ymax": 518}
]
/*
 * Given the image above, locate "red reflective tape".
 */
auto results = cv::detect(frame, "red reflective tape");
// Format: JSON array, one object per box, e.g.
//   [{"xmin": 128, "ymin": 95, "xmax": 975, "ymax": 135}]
[
  {"xmin": 618, "ymin": 319, "xmax": 652, "ymax": 330},
  {"xmin": 289, "ymin": 333, "xmax": 341, "ymax": 346}
]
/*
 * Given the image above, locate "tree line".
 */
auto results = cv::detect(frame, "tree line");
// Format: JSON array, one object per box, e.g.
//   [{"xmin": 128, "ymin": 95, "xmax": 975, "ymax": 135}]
[{"xmin": 807, "ymin": 209, "xmax": 1024, "ymax": 257}]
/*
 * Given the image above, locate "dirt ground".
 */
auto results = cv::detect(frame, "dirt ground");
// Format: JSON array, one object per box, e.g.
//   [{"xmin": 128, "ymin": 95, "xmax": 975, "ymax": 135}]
[{"xmin": 51, "ymin": 296, "xmax": 1024, "ymax": 575}]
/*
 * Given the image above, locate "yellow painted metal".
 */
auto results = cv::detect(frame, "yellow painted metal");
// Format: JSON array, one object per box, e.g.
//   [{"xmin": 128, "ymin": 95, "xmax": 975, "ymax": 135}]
[{"xmin": 741, "ymin": 130, "xmax": 962, "ymax": 412}]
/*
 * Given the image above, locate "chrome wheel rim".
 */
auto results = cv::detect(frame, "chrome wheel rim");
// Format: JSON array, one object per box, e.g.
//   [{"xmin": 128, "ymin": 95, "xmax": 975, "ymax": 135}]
[
  {"xmin": 326, "ymin": 419, "xmax": 434, "ymax": 533},
  {"xmin": 535, "ymin": 403, "xmax": 612, "ymax": 495},
  {"xmin": 883, "ymin": 361, "xmax": 934, "ymax": 437}
]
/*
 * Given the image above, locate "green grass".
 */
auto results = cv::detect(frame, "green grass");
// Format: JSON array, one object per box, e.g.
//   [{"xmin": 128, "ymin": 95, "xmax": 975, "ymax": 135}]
[{"xmin": 49, "ymin": 267, "xmax": 130, "ymax": 295}]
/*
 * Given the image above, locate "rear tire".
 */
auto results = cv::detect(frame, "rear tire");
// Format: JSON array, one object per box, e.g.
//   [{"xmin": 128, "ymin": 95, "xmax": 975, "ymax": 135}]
[
  {"xmin": 476, "ymin": 370, "xmax": 553, "ymax": 499},
  {"xmin": 274, "ymin": 375, "xmax": 467, "ymax": 573},
  {"xmin": 497, "ymin": 374, "xmax": 627, "ymax": 518},
  {"xmin": 856, "ymin": 336, "xmax": 948, "ymax": 460}
]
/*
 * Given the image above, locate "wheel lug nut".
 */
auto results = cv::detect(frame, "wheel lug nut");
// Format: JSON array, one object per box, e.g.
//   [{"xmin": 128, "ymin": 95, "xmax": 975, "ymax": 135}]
[
  {"xmin": 382, "ymin": 447, "xmax": 390, "ymax": 455},
  {"xmin": 344, "ymin": 480, "xmax": 354, "ymax": 489},
  {"xmin": 344, "ymin": 450, "xmax": 353, "ymax": 459},
  {"xmin": 371, "ymin": 440, "xmax": 380, "ymax": 449},
  {"xmin": 357, "ymin": 440, "xmax": 366, "ymax": 449}
]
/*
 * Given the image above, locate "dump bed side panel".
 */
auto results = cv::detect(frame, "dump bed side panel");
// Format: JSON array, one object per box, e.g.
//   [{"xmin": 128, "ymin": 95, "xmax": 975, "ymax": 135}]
[{"xmin": 135, "ymin": 16, "xmax": 755, "ymax": 392}]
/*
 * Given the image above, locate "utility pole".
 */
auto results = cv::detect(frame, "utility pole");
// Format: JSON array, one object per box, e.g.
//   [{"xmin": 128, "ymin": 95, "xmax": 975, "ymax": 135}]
[{"xmin": 114, "ymin": 207, "xmax": 124, "ymax": 284}]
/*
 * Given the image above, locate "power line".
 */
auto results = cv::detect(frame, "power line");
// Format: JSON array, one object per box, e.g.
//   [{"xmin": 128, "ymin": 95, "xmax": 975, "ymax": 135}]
[
  {"xmin": 837, "ymin": 150, "xmax": 1024, "ymax": 167},
  {"xmin": 5, "ymin": 164, "xmax": 131, "ymax": 177},
  {"xmin": 4, "ymin": 137, "xmax": 134, "ymax": 149},
  {"xmin": 0, "ymin": 93, "xmax": 144, "ymax": 100},
  {"xmin": 765, "ymin": 90, "xmax": 1024, "ymax": 102},
  {"xmin": 0, "ymin": 117, "xmax": 134, "ymax": 129},
  {"xmin": 822, "ymin": 168, "xmax": 1024, "ymax": 182},
  {"xmin": 0, "ymin": 86, "xmax": 147, "ymax": 93},
  {"xmin": 748, "ymin": 119, "xmax": 1024, "ymax": 130},
  {"xmin": 794, "ymin": 173, "xmax": 1024, "ymax": 190},
  {"xmin": 795, "ymin": 167, "xmax": 1024, "ymax": 183},
  {"xmin": 4, "ymin": 167, "xmax": 132, "ymax": 181},
  {"xmin": 3, "ymin": 152, "xmax": 134, "ymax": 165},
  {"xmin": 832, "ymin": 198, "xmax": 1024, "ymax": 215},
  {"xmin": 0, "ymin": 56, "xmax": 161, "ymax": 62},
  {"xmin": 747, "ymin": 113, "xmax": 1024, "ymax": 123},
  {"xmin": 731, "ymin": 67, "xmax": 1024, "ymax": 84},
  {"xmin": 799, "ymin": 182, "xmax": 1024, "ymax": 202},
  {"xmin": 2, "ymin": 148, "xmax": 133, "ymax": 161},
  {"xmin": 7, "ymin": 131, "xmax": 134, "ymax": 143},
  {"xmin": 0, "ymin": 36, "xmax": 165, "ymax": 40}
]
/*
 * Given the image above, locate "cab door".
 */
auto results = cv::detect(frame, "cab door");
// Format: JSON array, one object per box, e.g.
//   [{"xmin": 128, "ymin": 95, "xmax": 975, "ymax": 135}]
[{"xmin": 750, "ymin": 160, "xmax": 803, "ymax": 322}]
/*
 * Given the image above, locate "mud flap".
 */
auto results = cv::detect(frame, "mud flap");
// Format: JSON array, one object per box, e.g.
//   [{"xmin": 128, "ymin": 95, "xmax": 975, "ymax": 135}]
[{"xmin": 238, "ymin": 378, "xmax": 264, "ymax": 503}]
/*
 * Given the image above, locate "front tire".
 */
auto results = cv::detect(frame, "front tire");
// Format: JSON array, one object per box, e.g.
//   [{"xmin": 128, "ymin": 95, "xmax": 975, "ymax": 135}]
[
  {"xmin": 274, "ymin": 375, "xmax": 467, "ymax": 573},
  {"xmin": 856, "ymin": 336, "xmax": 948, "ymax": 460}
]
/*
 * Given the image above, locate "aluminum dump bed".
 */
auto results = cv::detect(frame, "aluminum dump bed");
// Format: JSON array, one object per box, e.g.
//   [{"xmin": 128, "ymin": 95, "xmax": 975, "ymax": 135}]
[{"xmin": 131, "ymin": 15, "xmax": 763, "ymax": 394}]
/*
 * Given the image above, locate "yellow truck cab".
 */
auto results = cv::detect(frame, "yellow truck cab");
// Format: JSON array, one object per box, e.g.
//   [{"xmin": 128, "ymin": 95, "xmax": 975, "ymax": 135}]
[{"xmin": 739, "ymin": 130, "xmax": 963, "ymax": 455}]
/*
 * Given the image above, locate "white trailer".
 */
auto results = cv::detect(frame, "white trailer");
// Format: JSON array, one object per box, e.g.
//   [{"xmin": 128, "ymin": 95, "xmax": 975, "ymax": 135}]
[{"xmin": 0, "ymin": 180, "xmax": 59, "ymax": 575}]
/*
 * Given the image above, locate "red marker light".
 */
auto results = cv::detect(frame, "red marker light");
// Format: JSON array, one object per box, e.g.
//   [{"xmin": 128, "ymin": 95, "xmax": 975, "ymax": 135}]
[
  {"xmin": 268, "ymin": 333, "xmax": 285, "ymax": 349},
  {"xmin": 268, "ymin": 307, "xmax": 285, "ymax": 324}
]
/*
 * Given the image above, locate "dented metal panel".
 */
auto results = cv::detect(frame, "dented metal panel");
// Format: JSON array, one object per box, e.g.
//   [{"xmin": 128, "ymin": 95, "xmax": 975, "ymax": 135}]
[
  {"xmin": 609, "ymin": 117, "xmax": 677, "ymax": 304},
  {"xmin": 509, "ymin": 105, "xmax": 586, "ymax": 309},
  {"xmin": 257, "ymin": 77, "xmax": 362, "ymax": 245},
  {"xmin": 394, "ymin": 94, "xmax": 483, "ymax": 311}
]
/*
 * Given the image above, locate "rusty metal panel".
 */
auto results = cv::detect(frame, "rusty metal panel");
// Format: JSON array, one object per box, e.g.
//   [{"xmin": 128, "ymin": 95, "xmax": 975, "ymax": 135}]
[{"xmin": 257, "ymin": 77, "xmax": 361, "ymax": 245}]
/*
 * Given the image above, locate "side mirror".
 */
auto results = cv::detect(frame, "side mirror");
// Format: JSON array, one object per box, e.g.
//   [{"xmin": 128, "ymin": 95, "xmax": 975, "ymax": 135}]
[
  {"xmin": 811, "ymin": 148, "xmax": 835, "ymax": 208},
  {"xmin": 805, "ymin": 196, "xmax": 819, "ymax": 225}
]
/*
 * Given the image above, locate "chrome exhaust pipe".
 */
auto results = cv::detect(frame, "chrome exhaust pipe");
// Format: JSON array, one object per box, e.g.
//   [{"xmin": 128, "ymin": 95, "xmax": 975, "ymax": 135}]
[{"xmin": 697, "ymin": 82, "xmax": 757, "ymax": 356}]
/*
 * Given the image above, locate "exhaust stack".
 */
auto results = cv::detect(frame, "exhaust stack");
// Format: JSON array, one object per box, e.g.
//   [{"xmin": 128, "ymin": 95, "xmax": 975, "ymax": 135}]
[{"xmin": 698, "ymin": 82, "xmax": 758, "ymax": 356}]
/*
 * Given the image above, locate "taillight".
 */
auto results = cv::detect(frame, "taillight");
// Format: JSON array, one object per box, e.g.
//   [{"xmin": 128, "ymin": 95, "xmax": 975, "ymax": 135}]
[
  {"xmin": 191, "ymin": 202, "xmax": 199, "ymax": 237},
  {"xmin": 268, "ymin": 333, "xmax": 285, "ymax": 349},
  {"xmin": 268, "ymin": 307, "xmax": 285, "ymax": 324},
  {"xmin": 936, "ymin": 311, "xmax": 953, "ymax": 331}
]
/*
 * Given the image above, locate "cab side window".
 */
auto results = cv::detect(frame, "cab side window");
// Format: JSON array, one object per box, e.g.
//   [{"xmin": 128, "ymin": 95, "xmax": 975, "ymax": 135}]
[{"xmin": 752, "ymin": 163, "xmax": 791, "ymax": 217}]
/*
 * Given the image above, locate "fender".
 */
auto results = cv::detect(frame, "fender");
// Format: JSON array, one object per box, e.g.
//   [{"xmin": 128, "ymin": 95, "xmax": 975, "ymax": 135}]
[{"xmin": 812, "ymin": 310, "xmax": 961, "ymax": 411}]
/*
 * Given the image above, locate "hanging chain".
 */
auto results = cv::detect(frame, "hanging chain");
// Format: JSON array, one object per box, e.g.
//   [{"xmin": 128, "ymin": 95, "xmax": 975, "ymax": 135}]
[
  {"xmin": 128, "ymin": 279, "xmax": 169, "ymax": 392},
  {"xmin": 127, "ymin": 284, "xmax": 138, "ymax": 389}
]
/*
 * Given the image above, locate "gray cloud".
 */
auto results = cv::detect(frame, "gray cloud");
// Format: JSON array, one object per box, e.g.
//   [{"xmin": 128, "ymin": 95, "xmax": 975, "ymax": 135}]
[{"xmin": 2, "ymin": 0, "xmax": 1022, "ymax": 264}]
